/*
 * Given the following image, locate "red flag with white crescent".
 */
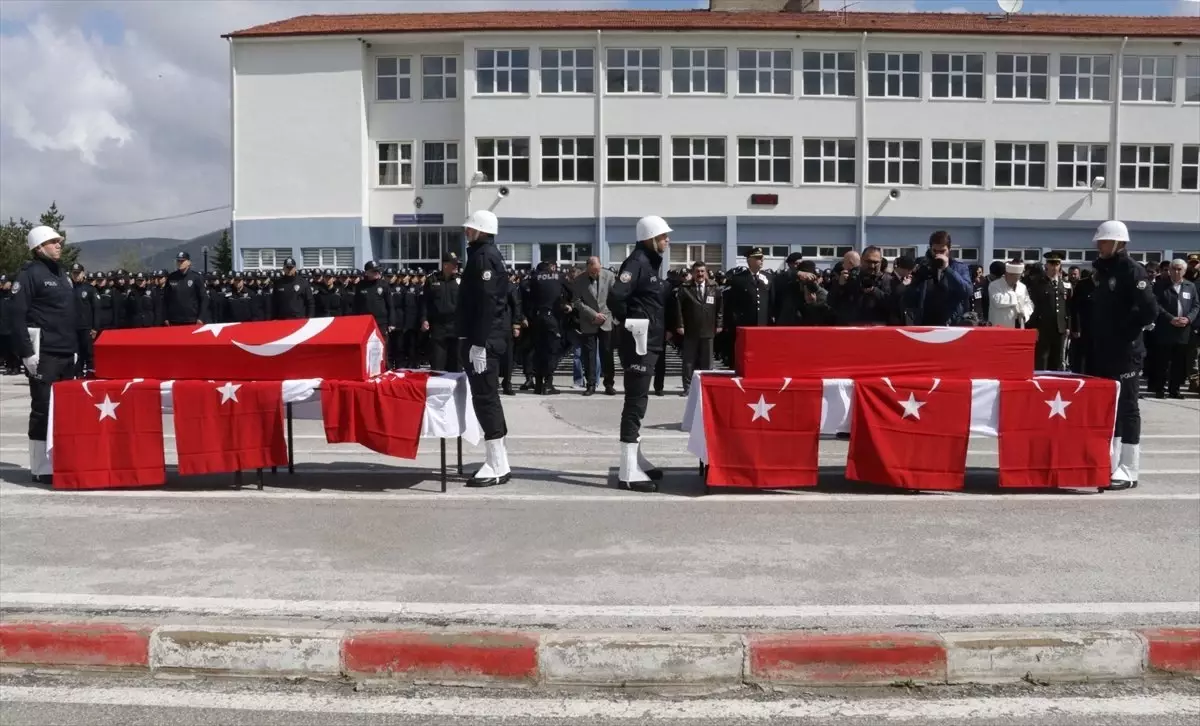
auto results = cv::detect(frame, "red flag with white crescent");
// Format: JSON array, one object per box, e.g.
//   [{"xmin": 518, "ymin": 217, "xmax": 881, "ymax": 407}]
[
  {"xmin": 51, "ymin": 379, "xmax": 166, "ymax": 490},
  {"xmin": 321, "ymin": 371, "xmax": 431, "ymax": 459},
  {"xmin": 172, "ymin": 380, "xmax": 289, "ymax": 475}
]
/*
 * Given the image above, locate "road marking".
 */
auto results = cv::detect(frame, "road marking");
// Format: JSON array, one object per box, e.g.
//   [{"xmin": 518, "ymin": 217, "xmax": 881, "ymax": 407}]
[
  {"xmin": 3, "ymin": 593, "xmax": 1198, "ymax": 622},
  {"xmin": 0, "ymin": 431, "xmax": 1196, "ymax": 440}
]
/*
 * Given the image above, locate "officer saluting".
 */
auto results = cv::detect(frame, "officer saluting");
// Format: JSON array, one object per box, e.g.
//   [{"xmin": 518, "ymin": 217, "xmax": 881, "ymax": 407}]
[
  {"xmin": 458, "ymin": 210, "xmax": 513, "ymax": 488},
  {"xmin": 162, "ymin": 251, "xmax": 208, "ymax": 325},
  {"xmin": 609, "ymin": 215, "xmax": 672, "ymax": 492},
  {"xmin": 1088, "ymin": 221, "xmax": 1157, "ymax": 491},
  {"xmin": 8, "ymin": 226, "xmax": 78, "ymax": 484}
]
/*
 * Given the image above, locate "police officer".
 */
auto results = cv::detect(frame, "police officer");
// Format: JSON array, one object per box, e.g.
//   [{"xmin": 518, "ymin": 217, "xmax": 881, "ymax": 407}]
[
  {"xmin": 1088, "ymin": 221, "xmax": 1158, "ymax": 491},
  {"xmin": 70, "ymin": 263, "xmax": 97, "ymax": 376},
  {"xmin": 458, "ymin": 211, "xmax": 513, "ymax": 487},
  {"xmin": 8, "ymin": 226, "xmax": 77, "ymax": 483},
  {"xmin": 163, "ymin": 251, "xmax": 208, "ymax": 325},
  {"xmin": 724, "ymin": 247, "xmax": 774, "ymax": 350},
  {"xmin": 315, "ymin": 269, "xmax": 343, "ymax": 318},
  {"xmin": 609, "ymin": 215, "xmax": 672, "ymax": 492},
  {"xmin": 398, "ymin": 270, "xmax": 423, "ymax": 368},
  {"xmin": 220, "ymin": 273, "xmax": 255, "ymax": 322},
  {"xmin": 421, "ymin": 252, "xmax": 462, "ymax": 372},
  {"xmin": 206, "ymin": 273, "xmax": 226, "ymax": 324},
  {"xmin": 124, "ymin": 272, "xmax": 160, "ymax": 328},
  {"xmin": 525, "ymin": 260, "xmax": 568, "ymax": 395},
  {"xmin": 354, "ymin": 261, "xmax": 395, "ymax": 338},
  {"xmin": 93, "ymin": 272, "xmax": 120, "ymax": 332},
  {"xmin": 271, "ymin": 258, "xmax": 315, "ymax": 320}
]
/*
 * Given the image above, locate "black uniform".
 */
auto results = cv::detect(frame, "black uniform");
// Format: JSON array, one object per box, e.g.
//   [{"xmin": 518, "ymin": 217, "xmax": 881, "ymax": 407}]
[
  {"xmin": 271, "ymin": 274, "xmax": 315, "ymax": 320},
  {"xmin": 524, "ymin": 267, "xmax": 568, "ymax": 393},
  {"xmin": 315, "ymin": 283, "xmax": 344, "ymax": 318},
  {"xmin": 74, "ymin": 279, "xmax": 97, "ymax": 374},
  {"xmin": 724, "ymin": 267, "xmax": 773, "ymax": 328},
  {"xmin": 422, "ymin": 272, "xmax": 461, "ymax": 372},
  {"xmin": 609, "ymin": 244, "xmax": 668, "ymax": 444},
  {"xmin": 124, "ymin": 285, "xmax": 160, "ymax": 328},
  {"xmin": 223, "ymin": 285, "xmax": 258, "ymax": 323},
  {"xmin": 353, "ymin": 277, "xmax": 394, "ymax": 334},
  {"xmin": 500, "ymin": 283, "xmax": 522, "ymax": 393},
  {"xmin": 398, "ymin": 282, "xmax": 423, "ymax": 368},
  {"xmin": 162, "ymin": 268, "xmax": 208, "ymax": 325},
  {"xmin": 94, "ymin": 284, "xmax": 120, "ymax": 331},
  {"xmin": 458, "ymin": 236, "xmax": 511, "ymax": 440},
  {"xmin": 1068, "ymin": 275, "xmax": 1096, "ymax": 374},
  {"xmin": 8, "ymin": 256, "xmax": 78, "ymax": 442},
  {"xmin": 1031, "ymin": 275, "xmax": 1070, "ymax": 371}
]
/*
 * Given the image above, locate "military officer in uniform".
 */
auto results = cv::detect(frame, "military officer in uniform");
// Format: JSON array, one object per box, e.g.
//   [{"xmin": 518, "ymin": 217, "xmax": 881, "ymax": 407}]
[
  {"xmin": 163, "ymin": 251, "xmax": 208, "ymax": 325},
  {"xmin": 422, "ymin": 252, "xmax": 462, "ymax": 372},
  {"xmin": 1031, "ymin": 250, "xmax": 1071, "ymax": 371},
  {"xmin": 1088, "ymin": 221, "xmax": 1158, "ymax": 491},
  {"xmin": 609, "ymin": 215, "xmax": 672, "ymax": 493},
  {"xmin": 724, "ymin": 247, "xmax": 774, "ymax": 334},
  {"xmin": 271, "ymin": 257, "xmax": 315, "ymax": 320}
]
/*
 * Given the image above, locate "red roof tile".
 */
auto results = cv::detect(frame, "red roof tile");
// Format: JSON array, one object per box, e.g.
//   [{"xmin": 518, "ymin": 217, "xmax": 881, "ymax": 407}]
[{"xmin": 224, "ymin": 9, "xmax": 1200, "ymax": 40}]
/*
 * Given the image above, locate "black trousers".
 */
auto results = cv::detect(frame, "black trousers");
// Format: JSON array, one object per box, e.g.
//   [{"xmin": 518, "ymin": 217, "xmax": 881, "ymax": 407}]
[
  {"xmin": 1068, "ymin": 335, "xmax": 1087, "ymax": 374},
  {"xmin": 618, "ymin": 335, "xmax": 659, "ymax": 443},
  {"xmin": 75, "ymin": 330, "xmax": 94, "ymax": 373},
  {"xmin": 499, "ymin": 333, "xmax": 514, "ymax": 389},
  {"xmin": 387, "ymin": 329, "xmax": 404, "ymax": 369},
  {"xmin": 680, "ymin": 336, "xmax": 713, "ymax": 391},
  {"xmin": 463, "ymin": 341, "xmax": 507, "ymax": 441},
  {"xmin": 429, "ymin": 334, "xmax": 460, "ymax": 373},
  {"xmin": 1115, "ymin": 370, "xmax": 1142, "ymax": 445},
  {"xmin": 531, "ymin": 314, "xmax": 560, "ymax": 380},
  {"xmin": 1035, "ymin": 330, "xmax": 1066, "ymax": 371},
  {"xmin": 28, "ymin": 352, "xmax": 77, "ymax": 441},
  {"xmin": 653, "ymin": 343, "xmax": 667, "ymax": 392},
  {"xmin": 0, "ymin": 335, "xmax": 18, "ymax": 371},
  {"xmin": 580, "ymin": 330, "xmax": 615, "ymax": 389},
  {"xmin": 399, "ymin": 329, "xmax": 420, "ymax": 368},
  {"xmin": 1151, "ymin": 341, "xmax": 1190, "ymax": 395}
]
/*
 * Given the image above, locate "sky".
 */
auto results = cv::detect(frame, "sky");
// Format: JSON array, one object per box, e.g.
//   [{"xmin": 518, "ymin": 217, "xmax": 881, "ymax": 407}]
[{"xmin": 0, "ymin": 0, "xmax": 1196, "ymax": 242}]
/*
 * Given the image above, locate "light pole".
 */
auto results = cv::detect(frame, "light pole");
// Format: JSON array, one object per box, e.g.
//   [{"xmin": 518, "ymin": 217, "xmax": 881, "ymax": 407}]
[
  {"xmin": 463, "ymin": 170, "xmax": 487, "ymax": 259},
  {"xmin": 202, "ymin": 245, "xmax": 209, "ymax": 274}
]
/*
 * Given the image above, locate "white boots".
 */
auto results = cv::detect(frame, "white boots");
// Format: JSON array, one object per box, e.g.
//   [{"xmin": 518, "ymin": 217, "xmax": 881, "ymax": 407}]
[
  {"xmin": 28, "ymin": 440, "xmax": 51, "ymax": 481},
  {"xmin": 1109, "ymin": 440, "xmax": 1140, "ymax": 491},
  {"xmin": 636, "ymin": 440, "xmax": 663, "ymax": 481},
  {"xmin": 466, "ymin": 437, "xmax": 511, "ymax": 488},
  {"xmin": 619, "ymin": 442, "xmax": 658, "ymax": 492}
]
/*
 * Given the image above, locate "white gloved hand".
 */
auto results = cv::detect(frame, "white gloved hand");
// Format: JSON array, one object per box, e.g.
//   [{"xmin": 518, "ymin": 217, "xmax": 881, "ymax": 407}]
[
  {"xmin": 22, "ymin": 356, "xmax": 39, "ymax": 376},
  {"xmin": 469, "ymin": 345, "xmax": 488, "ymax": 375}
]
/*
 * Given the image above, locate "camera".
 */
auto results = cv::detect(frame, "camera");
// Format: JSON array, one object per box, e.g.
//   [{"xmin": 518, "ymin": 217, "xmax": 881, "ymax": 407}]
[
  {"xmin": 497, "ymin": 186, "xmax": 510, "ymax": 198},
  {"xmin": 931, "ymin": 256, "xmax": 947, "ymax": 270}
]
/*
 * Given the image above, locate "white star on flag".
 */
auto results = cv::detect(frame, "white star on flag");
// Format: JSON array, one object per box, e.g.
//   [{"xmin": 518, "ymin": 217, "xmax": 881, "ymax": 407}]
[
  {"xmin": 747, "ymin": 394, "xmax": 775, "ymax": 422},
  {"xmin": 897, "ymin": 393, "xmax": 926, "ymax": 419},
  {"xmin": 192, "ymin": 323, "xmax": 241, "ymax": 338},
  {"xmin": 216, "ymin": 382, "xmax": 242, "ymax": 404},
  {"xmin": 95, "ymin": 395, "xmax": 120, "ymax": 421},
  {"xmin": 1046, "ymin": 391, "xmax": 1071, "ymax": 419}
]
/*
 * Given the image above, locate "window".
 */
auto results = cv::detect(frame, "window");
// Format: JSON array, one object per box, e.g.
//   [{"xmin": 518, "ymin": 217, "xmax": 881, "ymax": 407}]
[
  {"xmin": 476, "ymin": 49, "xmax": 530, "ymax": 94},
  {"xmin": 797, "ymin": 245, "xmax": 851, "ymax": 259},
  {"xmin": 541, "ymin": 137, "xmax": 596, "ymax": 183},
  {"xmin": 1182, "ymin": 145, "xmax": 1199, "ymax": 191},
  {"xmin": 495, "ymin": 243, "xmax": 532, "ymax": 268},
  {"xmin": 476, "ymin": 138, "xmax": 531, "ymax": 184},
  {"xmin": 993, "ymin": 248, "xmax": 1041, "ymax": 263},
  {"xmin": 1118, "ymin": 144, "xmax": 1171, "ymax": 190},
  {"xmin": 606, "ymin": 137, "xmax": 661, "ymax": 183},
  {"xmin": 422, "ymin": 56, "xmax": 458, "ymax": 100},
  {"xmin": 389, "ymin": 228, "xmax": 463, "ymax": 264},
  {"xmin": 994, "ymin": 142, "xmax": 1047, "ymax": 189},
  {"xmin": 1187, "ymin": 56, "xmax": 1200, "ymax": 103},
  {"xmin": 739, "ymin": 245, "xmax": 792, "ymax": 260},
  {"xmin": 995, "ymin": 53, "xmax": 1048, "ymax": 100},
  {"xmin": 931, "ymin": 140, "xmax": 984, "ymax": 187},
  {"xmin": 671, "ymin": 48, "xmax": 726, "ymax": 94},
  {"xmin": 867, "ymin": 139, "xmax": 920, "ymax": 186},
  {"xmin": 736, "ymin": 137, "xmax": 792, "ymax": 184},
  {"xmin": 377, "ymin": 142, "xmax": 413, "ymax": 187},
  {"xmin": 1056, "ymin": 143, "xmax": 1108, "ymax": 189},
  {"xmin": 1127, "ymin": 251, "xmax": 1163, "ymax": 265},
  {"xmin": 539, "ymin": 243, "xmax": 591, "ymax": 266},
  {"xmin": 671, "ymin": 137, "xmax": 726, "ymax": 183},
  {"xmin": 1064, "ymin": 249, "xmax": 1099, "ymax": 263},
  {"xmin": 1059, "ymin": 55, "xmax": 1111, "ymax": 101},
  {"xmin": 240, "ymin": 247, "xmax": 290, "ymax": 270},
  {"xmin": 931, "ymin": 53, "xmax": 984, "ymax": 99},
  {"xmin": 867, "ymin": 52, "xmax": 920, "ymax": 98},
  {"xmin": 606, "ymin": 48, "xmax": 661, "ymax": 94},
  {"xmin": 1121, "ymin": 55, "xmax": 1175, "ymax": 103},
  {"xmin": 422, "ymin": 142, "xmax": 459, "ymax": 186},
  {"xmin": 737, "ymin": 49, "xmax": 792, "ymax": 95},
  {"xmin": 669, "ymin": 243, "xmax": 723, "ymax": 267},
  {"xmin": 541, "ymin": 48, "xmax": 594, "ymax": 94},
  {"xmin": 802, "ymin": 139, "xmax": 856, "ymax": 184},
  {"xmin": 301, "ymin": 248, "xmax": 355, "ymax": 269},
  {"xmin": 801, "ymin": 51, "xmax": 855, "ymax": 97},
  {"xmin": 951, "ymin": 248, "xmax": 979, "ymax": 261},
  {"xmin": 376, "ymin": 57, "xmax": 411, "ymax": 101}
]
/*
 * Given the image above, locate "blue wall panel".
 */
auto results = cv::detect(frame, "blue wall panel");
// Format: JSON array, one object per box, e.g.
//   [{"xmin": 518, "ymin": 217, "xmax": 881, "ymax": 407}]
[
  {"xmin": 866, "ymin": 224, "xmax": 981, "ymax": 250},
  {"xmin": 234, "ymin": 216, "xmax": 364, "ymax": 266},
  {"xmin": 736, "ymin": 223, "xmax": 855, "ymax": 247}
]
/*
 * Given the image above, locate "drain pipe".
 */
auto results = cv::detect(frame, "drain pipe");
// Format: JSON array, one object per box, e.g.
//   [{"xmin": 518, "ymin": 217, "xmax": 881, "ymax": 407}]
[
  {"xmin": 1109, "ymin": 36, "xmax": 1128, "ymax": 220},
  {"xmin": 857, "ymin": 31, "xmax": 868, "ymax": 249}
]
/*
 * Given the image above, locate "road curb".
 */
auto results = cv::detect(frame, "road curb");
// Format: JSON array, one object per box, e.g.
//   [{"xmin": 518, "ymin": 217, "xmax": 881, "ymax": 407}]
[{"xmin": 2, "ymin": 621, "xmax": 1198, "ymax": 687}]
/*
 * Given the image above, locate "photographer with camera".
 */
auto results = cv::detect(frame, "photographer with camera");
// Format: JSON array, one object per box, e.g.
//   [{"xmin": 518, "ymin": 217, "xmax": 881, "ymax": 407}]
[
  {"xmin": 903, "ymin": 230, "xmax": 975, "ymax": 326},
  {"xmin": 829, "ymin": 246, "xmax": 892, "ymax": 325}
]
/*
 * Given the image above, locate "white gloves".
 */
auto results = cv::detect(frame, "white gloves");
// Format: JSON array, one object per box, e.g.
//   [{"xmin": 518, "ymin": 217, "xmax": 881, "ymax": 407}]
[
  {"xmin": 22, "ymin": 356, "xmax": 39, "ymax": 377},
  {"xmin": 469, "ymin": 345, "xmax": 488, "ymax": 374},
  {"xmin": 625, "ymin": 319, "xmax": 649, "ymax": 356}
]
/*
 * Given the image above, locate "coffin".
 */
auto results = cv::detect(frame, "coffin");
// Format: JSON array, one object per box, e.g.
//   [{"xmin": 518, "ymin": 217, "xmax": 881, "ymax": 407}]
[
  {"xmin": 94, "ymin": 316, "xmax": 386, "ymax": 382},
  {"xmin": 736, "ymin": 326, "xmax": 1036, "ymax": 380}
]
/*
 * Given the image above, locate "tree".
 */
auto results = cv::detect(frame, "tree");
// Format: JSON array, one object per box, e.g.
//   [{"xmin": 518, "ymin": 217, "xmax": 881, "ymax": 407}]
[
  {"xmin": 0, "ymin": 217, "xmax": 34, "ymax": 276},
  {"xmin": 213, "ymin": 228, "xmax": 233, "ymax": 274},
  {"xmin": 116, "ymin": 246, "xmax": 146, "ymax": 273},
  {"xmin": 39, "ymin": 201, "xmax": 79, "ymax": 268}
]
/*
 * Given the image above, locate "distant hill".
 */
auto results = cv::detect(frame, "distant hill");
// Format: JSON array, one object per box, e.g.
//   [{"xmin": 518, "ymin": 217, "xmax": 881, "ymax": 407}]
[
  {"xmin": 140, "ymin": 229, "xmax": 226, "ymax": 272},
  {"xmin": 71, "ymin": 229, "xmax": 226, "ymax": 273}
]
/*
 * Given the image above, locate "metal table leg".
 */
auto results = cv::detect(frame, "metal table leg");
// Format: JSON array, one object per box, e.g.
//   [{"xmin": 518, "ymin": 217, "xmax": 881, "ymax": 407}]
[
  {"xmin": 456, "ymin": 436, "xmax": 463, "ymax": 476},
  {"xmin": 256, "ymin": 468, "xmax": 264, "ymax": 491},
  {"xmin": 286, "ymin": 403, "xmax": 295, "ymax": 475},
  {"xmin": 233, "ymin": 470, "xmax": 243, "ymax": 490},
  {"xmin": 439, "ymin": 438, "xmax": 448, "ymax": 493}
]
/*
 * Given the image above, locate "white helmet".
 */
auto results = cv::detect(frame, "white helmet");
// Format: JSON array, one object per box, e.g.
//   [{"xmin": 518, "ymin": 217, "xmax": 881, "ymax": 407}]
[
  {"xmin": 635, "ymin": 215, "xmax": 672, "ymax": 242},
  {"xmin": 463, "ymin": 210, "xmax": 498, "ymax": 236},
  {"xmin": 27, "ymin": 225, "xmax": 63, "ymax": 250},
  {"xmin": 1093, "ymin": 220, "xmax": 1130, "ymax": 243}
]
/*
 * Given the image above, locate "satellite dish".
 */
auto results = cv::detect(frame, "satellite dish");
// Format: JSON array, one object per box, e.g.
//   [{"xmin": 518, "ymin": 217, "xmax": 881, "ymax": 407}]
[{"xmin": 997, "ymin": 0, "xmax": 1024, "ymax": 13}]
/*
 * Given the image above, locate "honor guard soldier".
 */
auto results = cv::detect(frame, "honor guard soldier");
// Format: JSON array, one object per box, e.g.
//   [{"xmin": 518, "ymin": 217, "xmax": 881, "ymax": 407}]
[
  {"xmin": 354, "ymin": 261, "xmax": 396, "ymax": 339},
  {"xmin": 1031, "ymin": 250, "xmax": 1071, "ymax": 370},
  {"xmin": 609, "ymin": 215, "xmax": 672, "ymax": 492},
  {"xmin": 421, "ymin": 252, "xmax": 462, "ymax": 372},
  {"xmin": 724, "ymin": 247, "xmax": 774, "ymax": 333},
  {"xmin": 9, "ymin": 226, "xmax": 78, "ymax": 483},
  {"xmin": 271, "ymin": 257, "xmax": 315, "ymax": 320},
  {"xmin": 525, "ymin": 260, "xmax": 568, "ymax": 395},
  {"xmin": 70, "ymin": 263, "xmax": 97, "ymax": 376},
  {"xmin": 459, "ymin": 210, "xmax": 513, "ymax": 487},
  {"xmin": 163, "ymin": 251, "xmax": 208, "ymax": 326},
  {"xmin": 1088, "ymin": 221, "xmax": 1158, "ymax": 491}
]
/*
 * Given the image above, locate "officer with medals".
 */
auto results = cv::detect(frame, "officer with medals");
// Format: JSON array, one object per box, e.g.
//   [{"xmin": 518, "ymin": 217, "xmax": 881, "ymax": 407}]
[
  {"xmin": 1088, "ymin": 221, "xmax": 1158, "ymax": 491},
  {"xmin": 458, "ymin": 210, "xmax": 513, "ymax": 487},
  {"xmin": 724, "ymin": 247, "xmax": 774, "ymax": 333},
  {"xmin": 1031, "ymin": 250, "xmax": 1071, "ymax": 370},
  {"xmin": 609, "ymin": 216, "xmax": 672, "ymax": 492}
]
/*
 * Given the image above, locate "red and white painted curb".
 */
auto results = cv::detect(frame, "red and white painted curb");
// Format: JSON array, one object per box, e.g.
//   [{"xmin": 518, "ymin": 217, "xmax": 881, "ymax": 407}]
[{"xmin": 2, "ymin": 622, "xmax": 1197, "ymax": 686}]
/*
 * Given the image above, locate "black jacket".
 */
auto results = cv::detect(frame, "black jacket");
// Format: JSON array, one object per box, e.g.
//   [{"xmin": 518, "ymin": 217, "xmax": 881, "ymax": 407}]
[
  {"xmin": 124, "ymin": 286, "xmax": 161, "ymax": 328},
  {"xmin": 271, "ymin": 275, "xmax": 315, "ymax": 320},
  {"xmin": 163, "ymin": 268, "xmax": 209, "ymax": 324},
  {"xmin": 421, "ymin": 273, "xmax": 460, "ymax": 336},
  {"xmin": 1153, "ymin": 278, "xmax": 1199, "ymax": 346},
  {"xmin": 1087, "ymin": 251, "xmax": 1157, "ymax": 377},
  {"xmin": 75, "ymin": 283, "xmax": 97, "ymax": 331},
  {"xmin": 353, "ymin": 277, "xmax": 395, "ymax": 332},
  {"xmin": 458, "ymin": 236, "xmax": 511, "ymax": 351},
  {"xmin": 609, "ymin": 244, "xmax": 668, "ymax": 354},
  {"xmin": 8, "ymin": 256, "xmax": 78, "ymax": 357}
]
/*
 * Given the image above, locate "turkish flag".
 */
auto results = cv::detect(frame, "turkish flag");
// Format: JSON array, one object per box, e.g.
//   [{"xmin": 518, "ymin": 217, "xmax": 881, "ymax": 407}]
[
  {"xmin": 52, "ymin": 379, "xmax": 166, "ymax": 490},
  {"xmin": 172, "ymin": 380, "xmax": 289, "ymax": 475},
  {"xmin": 322, "ymin": 371, "xmax": 431, "ymax": 459},
  {"xmin": 997, "ymin": 376, "xmax": 1118, "ymax": 488},
  {"xmin": 847, "ymin": 377, "xmax": 973, "ymax": 490},
  {"xmin": 701, "ymin": 377, "xmax": 824, "ymax": 488}
]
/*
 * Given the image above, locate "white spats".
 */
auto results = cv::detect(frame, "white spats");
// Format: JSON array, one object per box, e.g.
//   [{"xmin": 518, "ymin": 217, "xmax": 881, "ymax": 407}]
[
  {"xmin": 1115, "ymin": 442, "xmax": 1141, "ymax": 483},
  {"xmin": 636, "ymin": 443, "xmax": 657, "ymax": 474},
  {"xmin": 28, "ymin": 440, "xmax": 51, "ymax": 477},
  {"xmin": 619, "ymin": 442, "xmax": 651, "ymax": 484},
  {"xmin": 486, "ymin": 438, "xmax": 511, "ymax": 478}
]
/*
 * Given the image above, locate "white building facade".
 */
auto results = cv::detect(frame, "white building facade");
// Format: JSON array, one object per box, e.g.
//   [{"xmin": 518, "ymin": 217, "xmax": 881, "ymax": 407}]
[{"xmin": 227, "ymin": 10, "xmax": 1200, "ymax": 271}]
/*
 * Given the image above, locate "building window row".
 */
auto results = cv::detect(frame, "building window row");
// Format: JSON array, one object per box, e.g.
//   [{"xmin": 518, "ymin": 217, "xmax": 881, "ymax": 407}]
[
  {"xmin": 375, "ymin": 51, "xmax": 1200, "ymax": 103},
  {"xmin": 375, "ymin": 139, "xmax": 1200, "ymax": 192}
]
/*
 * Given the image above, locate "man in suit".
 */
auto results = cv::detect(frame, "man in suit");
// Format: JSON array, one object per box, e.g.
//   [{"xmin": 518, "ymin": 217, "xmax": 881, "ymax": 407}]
[
  {"xmin": 1030, "ymin": 250, "xmax": 1071, "ymax": 371},
  {"xmin": 1151, "ymin": 258, "xmax": 1199, "ymax": 399},
  {"xmin": 572, "ymin": 256, "xmax": 616, "ymax": 396},
  {"xmin": 675, "ymin": 261, "xmax": 722, "ymax": 396}
]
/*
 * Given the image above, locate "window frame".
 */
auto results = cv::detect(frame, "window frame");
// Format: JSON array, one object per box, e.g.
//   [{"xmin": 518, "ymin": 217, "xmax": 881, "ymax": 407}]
[
  {"xmin": 671, "ymin": 47, "xmax": 727, "ymax": 95},
  {"xmin": 993, "ymin": 248, "xmax": 1043, "ymax": 263},
  {"xmin": 1186, "ymin": 56, "xmax": 1200, "ymax": 104},
  {"xmin": 376, "ymin": 141, "xmax": 414, "ymax": 188},
  {"xmin": 1121, "ymin": 55, "xmax": 1176, "ymax": 103},
  {"xmin": 995, "ymin": 53, "xmax": 1050, "ymax": 101},
  {"xmin": 1058, "ymin": 54, "xmax": 1111, "ymax": 102},
  {"xmin": 475, "ymin": 48, "xmax": 531, "ymax": 96},
  {"xmin": 475, "ymin": 137, "xmax": 532, "ymax": 185},
  {"xmin": 540, "ymin": 48, "xmax": 595, "ymax": 95},
  {"xmin": 1055, "ymin": 143, "xmax": 1108, "ymax": 190},
  {"xmin": 931, "ymin": 140, "xmax": 985, "ymax": 188},
  {"xmin": 736, "ymin": 49, "xmax": 792, "ymax": 96},
  {"xmin": 930, "ymin": 52, "xmax": 985, "ymax": 100},
  {"xmin": 670, "ymin": 136, "xmax": 727, "ymax": 184},
  {"xmin": 375, "ymin": 56, "xmax": 413, "ymax": 102},
  {"xmin": 866, "ymin": 51, "xmax": 921, "ymax": 99},
  {"xmin": 605, "ymin": 48, "xmax": 662, "ymax": 95},
  {"xmin": 866, "ymin": 138, "xmax": 921, "ymax": 187},
  {"xmin": 802, "ymin": 138, "xmax": 857, "ymax": 185},
  {"xmin": 735, "ymin": 136, "xmax": 793, "ymax": 185},
  {"xmin": 801, "ymin": 50, "xmax": 856, "ymax": 97},
  {"xmin": 540, "ymin": 137, "xmax": 597, "ymax": 184},
  {"xmin": 1117, "ymin": 144, "xmax": 1172, "ymax": 191},
  {"xmin": 606, "ymin": 136, "xmax": 663, "ymax": 184},
  {"xmin": 421, "ymin": 55, "xmax": 459, "ymax": 101},
  {"xmin": 993, "ymin": 141, "xmax": 1048, "ymax": 189},
  {"xmin": 421, "ymin": 141, "xmax": 461, "ymax": 188},
  {"xmin": 1180, "ymin": 144, "xmax": 1199, "ymax": 192}
]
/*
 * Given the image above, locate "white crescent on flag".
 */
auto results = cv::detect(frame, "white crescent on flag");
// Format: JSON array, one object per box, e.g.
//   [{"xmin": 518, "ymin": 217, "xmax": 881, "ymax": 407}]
[
  {"xmin": 231, "ymin": 317, "xmax": 336, "ymax": 357},
  {"xmin": 896, "ymin": 328, "xmax": 971, "ymax": 344}
]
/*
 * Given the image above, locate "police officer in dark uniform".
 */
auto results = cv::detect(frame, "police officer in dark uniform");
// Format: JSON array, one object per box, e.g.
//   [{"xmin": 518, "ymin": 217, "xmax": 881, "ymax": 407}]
[
  {"xmin": 724, "ymin": 247, "xmax": 774, "ymax": 335},
  {"xmin": 398, "ymin": 270, "xmax": 423, "ymax": 368},
  {"xmin": 163, "ymin": 251, "xmax": 209, "ymax": 325},
  {"xmin": 1088, "ymin": 221, "xmax": 1158, "ymax": 491},
  {"xmin": 525, "ymin": 260, "xmax": 568, "ymax": 395},
  {"xmin": 458, "ymin": 210, "xmax": 513, "ymax": 487},
  {"xmin": 386, "ymin": 269, "xmax": 406, "ymax": 368},
  {"xmin": 93, "ymin": 272, "xmax": 120, "ymax": 332},
  {"xmin": 124, "ymin": 272, "xmax": 160, "ymax": 328},
  {"xmin": 8, "ymin": 226, "xmax": 77, "ymax": 483},
  {"xmin": 271, "ymin": 257, "xmax": 315, "ymax": 320},
  {"xmin": 354, "ymin": 261, "xmax": 395, "ymax": 339},
  {"xmin": 251, "ymin": 271, "xmax": 272, "ymax": 321},
  {"xmin": 421, "ymin": 252, "xmax": 462, "ymax": 372},
  {"xmin": 205, "ymin": 273, "xmax": 226, "ymax": 324},
  {"xmin": 501, "ymin": 273, "xmax": 522, "ymax": 395},
  {"xmin": 1031, "ymin": 250, "xmax": 1071, "ymax": 370},
  {"xmin": 1068, "ymin": 267, "xmax": 1096, "ymax": 373},
  {"xmin": 609, "ymin": 215, "xmax": 672, "ymax": 492},
  {"xmin": 315, "ymin": 269, "xmax": 344, "ymax": 318},
  {"xmin": 70, "ymin": 263, "xmax": 97, "ymax": 376},
  {"xmin": 222, "ymin": 273, "xmax": 257, "ymax": 322}
]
